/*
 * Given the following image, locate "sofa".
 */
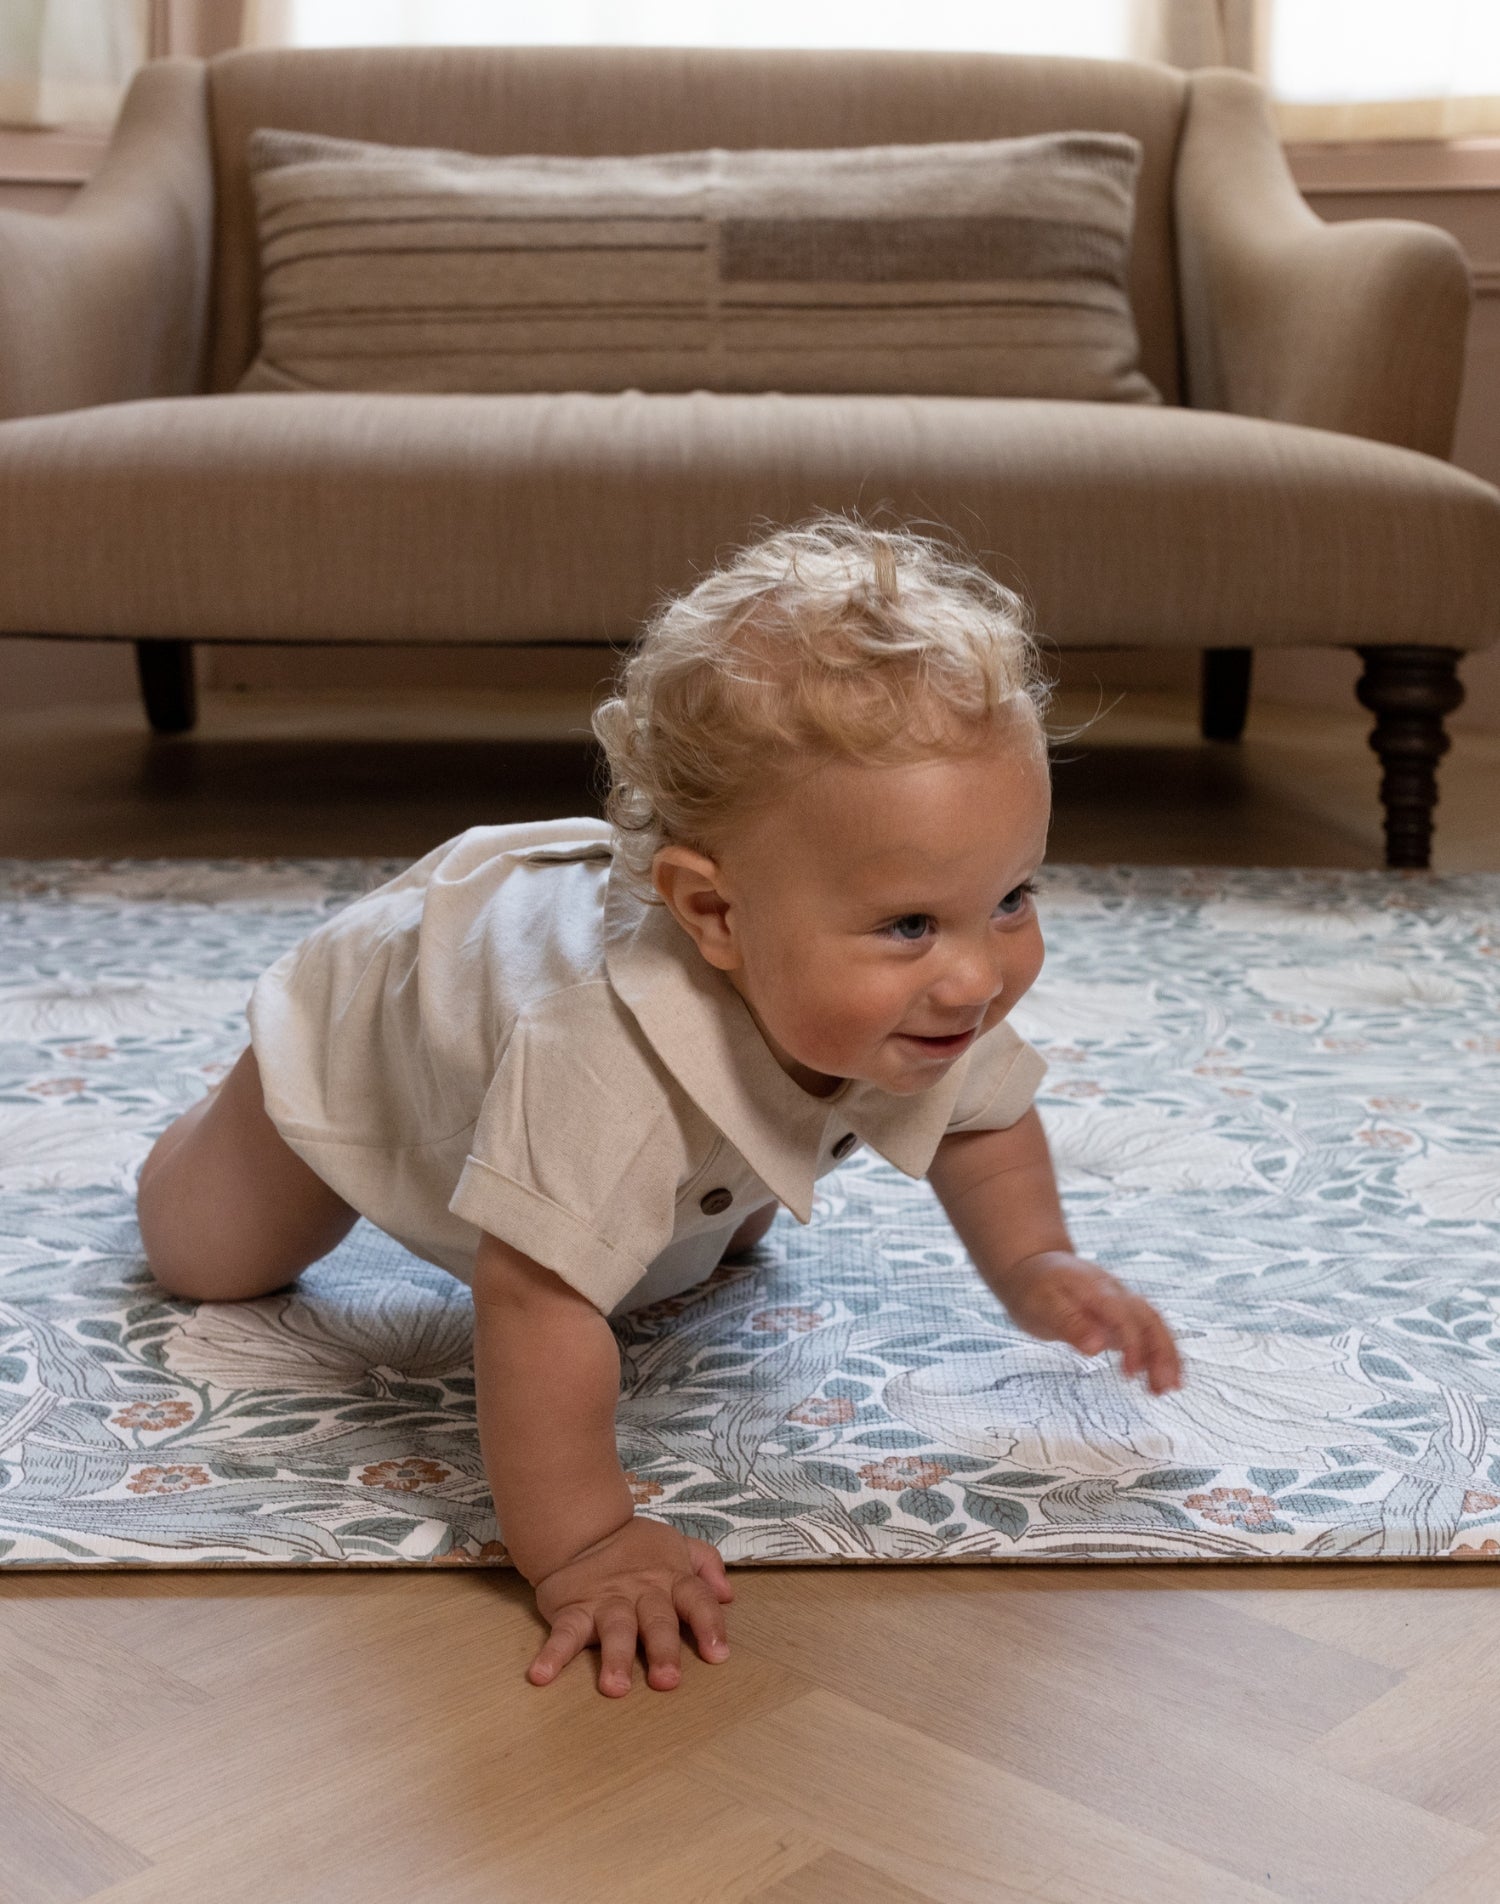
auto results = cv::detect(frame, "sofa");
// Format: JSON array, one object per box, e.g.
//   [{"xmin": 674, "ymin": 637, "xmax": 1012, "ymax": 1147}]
[{"xmin": 0, "ymin": 44, "xmax": 1496, "ymax": 868}]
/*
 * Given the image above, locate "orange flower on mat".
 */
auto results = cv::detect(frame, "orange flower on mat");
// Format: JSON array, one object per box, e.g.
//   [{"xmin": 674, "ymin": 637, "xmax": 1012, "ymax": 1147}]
[
  {"xmin": 1463, "ymin": 1492, "xmax": 1500, "ymax": 1515},
  {"xmin": 1451, "ymin": 1541, "xmax": 1500, "ymax": 1559},
  {"xmin": 1319, "ymin": 1037, "xmax": 1369, "ymax": 1052},
  {"xmin": 127, "ymin": 1464, "xmax": 212, "ymax": 1494},
  {"xmin": 787, "ymin": 1397, "xmax": 858, "ymax": 1427},
  {"xmin": 1053, "ymin": 1080, "xmax": 1104, "ymax": 1098},
  {"xmin": 1184, "ymin": 1487, "xmax": 1278, "ymax": 1530},
  {"xmin": 1367, "ymin": 1096, "xmax": 1421, "ymax": 1113},
  {"xmin": 358, "ymin": 1457, "xmax": 452, "ymax": 1492},
  {"xmin": 58, "ymin": 1043, "xmax": 113, "ymax": 1061},
  {"xmin": 750, "ymin": 1306, "xmax": 823, "ymax": 1334},
  {"xmin": 1357, "ymin": 1129, "xmax": 1414, "ymax": 1150},
  {"xmin": 429, "ymin": 1541, "xmax": 511, "ymax": 1566},
  {"xmin": 112, "ymin": 1400, "xmax": 196, "ymax": 1432},
  {"xmin": 625, "ymin": 1472, "xmax": 665, "ymax": 1505},
  {"xmin": 1272, "ymin": 1011, "xmax": 1319, "ymax": 1027},
  {"xmin": 645, "ymin": 1293, "xmax": 699, "ymax": 1318},
  {"xmin": 859, "ymin": 1455, "xmax": 952, "ymax": 1492},
  {"xmin": 27, "ymin": 1077, "xmax": 87, "ymax": 1097}
]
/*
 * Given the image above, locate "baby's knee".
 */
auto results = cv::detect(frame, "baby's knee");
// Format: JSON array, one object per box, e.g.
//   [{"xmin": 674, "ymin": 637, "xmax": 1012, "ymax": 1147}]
[
  {"xmin": 135, "ymin": 1143, "xmax": 213, "ymax": 1301},
  {"xmin": 135, "ymin": 1167, "xmax": 198, "ymax": 1300},
  {"xmin": 133, "ymin": 1104, "xmax": 296, "ymax": 1303}
]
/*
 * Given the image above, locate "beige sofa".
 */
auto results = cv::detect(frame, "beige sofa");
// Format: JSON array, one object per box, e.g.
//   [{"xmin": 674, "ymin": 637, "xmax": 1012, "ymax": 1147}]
[{"xmin": 1, "ymin": 45, "xmax": 1497, "ymax": 868}]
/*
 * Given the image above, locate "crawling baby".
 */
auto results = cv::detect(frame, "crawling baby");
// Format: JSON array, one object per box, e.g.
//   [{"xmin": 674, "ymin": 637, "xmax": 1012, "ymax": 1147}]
[{"xmin": 136, "ymin": 513, "xmax": 1181, "ymax": 1697}]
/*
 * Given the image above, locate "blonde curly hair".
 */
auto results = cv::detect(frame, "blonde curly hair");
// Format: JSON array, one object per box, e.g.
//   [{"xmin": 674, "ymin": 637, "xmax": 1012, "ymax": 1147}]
[{"xmin": 592, "ymin": 511, "xmax": 1052, "ymax": 892}]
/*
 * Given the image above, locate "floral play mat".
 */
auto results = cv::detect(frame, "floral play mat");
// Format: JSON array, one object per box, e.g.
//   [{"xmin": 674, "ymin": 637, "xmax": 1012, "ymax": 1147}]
[{"xmin": 2, "ymin": 858, "xmax": 1499, "ymax": 1567}]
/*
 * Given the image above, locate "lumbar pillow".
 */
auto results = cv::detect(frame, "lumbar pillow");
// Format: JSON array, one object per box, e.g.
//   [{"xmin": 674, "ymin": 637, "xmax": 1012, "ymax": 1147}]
[{"xmin": 239, "ymin": 125, "xmax": 1159, "ymax": 403}]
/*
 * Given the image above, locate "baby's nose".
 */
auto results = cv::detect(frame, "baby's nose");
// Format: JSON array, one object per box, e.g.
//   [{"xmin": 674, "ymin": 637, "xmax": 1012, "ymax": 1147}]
[{"xmin": 933, "ymin": 948, "xmax": 1005, "ymax": 1013}]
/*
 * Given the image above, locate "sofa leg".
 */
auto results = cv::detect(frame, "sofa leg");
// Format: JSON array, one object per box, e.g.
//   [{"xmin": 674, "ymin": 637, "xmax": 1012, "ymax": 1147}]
[
  {"xmin": 1354, "ymin": 645, "xmax": 1464, "ymax": 870},
  {"xmin": 134, "ymin": 639, "xmax": 198, "ymax": 735},
  {"xmin": 1200, "ymin": 648, "xmax": 1252, "ymax": 741}
]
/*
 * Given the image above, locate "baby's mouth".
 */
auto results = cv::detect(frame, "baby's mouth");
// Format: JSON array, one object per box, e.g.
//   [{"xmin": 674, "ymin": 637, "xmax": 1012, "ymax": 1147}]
[{"xmin": 895, "ymin": 1026, "xmax": 979, "ymax": 1056}]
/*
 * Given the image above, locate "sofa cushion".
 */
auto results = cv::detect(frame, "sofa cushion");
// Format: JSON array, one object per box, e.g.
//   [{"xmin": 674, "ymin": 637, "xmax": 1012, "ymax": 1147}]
[
  {"xmin": 207, "ymin": 48, "xmax": 1189, "ymax": 401},
  {"xmin": 237, "ymin": 125, "xmax": 1159, "ymax": 404},
  {"xmin": 1, "ymin": 392, "xmax": 1495, "ymax": 651}
]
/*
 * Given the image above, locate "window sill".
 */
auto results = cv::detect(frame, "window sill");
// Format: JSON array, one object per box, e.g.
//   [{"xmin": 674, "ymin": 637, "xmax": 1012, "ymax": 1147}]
[
  {"xmin": 1286, "ymin": 138, "xmax": 1500, "ymax": 195},
  {"xmin": 0, "ymin": 124, "xmax": 108, "ymax": 186}
]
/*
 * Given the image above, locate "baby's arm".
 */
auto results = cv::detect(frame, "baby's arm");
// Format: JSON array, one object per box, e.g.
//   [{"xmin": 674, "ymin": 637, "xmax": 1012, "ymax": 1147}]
[
  {"xmin": 470, "ymin": 1232, "xmax": 733, "ymax": 1696},
  {"xmin": 927, "ymin": 1107, "xmax": 1182, "ymax": 1394}
]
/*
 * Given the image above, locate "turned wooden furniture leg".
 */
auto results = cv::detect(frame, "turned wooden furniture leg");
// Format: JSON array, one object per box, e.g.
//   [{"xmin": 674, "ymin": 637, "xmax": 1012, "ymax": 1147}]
[
  {"xmin": 1200, "ymin": 647, "xmax": 1252, "ymax": 741},
  {"xmin": 134, "ymin": 639, "xmax": 198, "ymax": 735},
  {"xmin": 1354, "ymin": 645, "xmax": 1464, "ymax": 870}
]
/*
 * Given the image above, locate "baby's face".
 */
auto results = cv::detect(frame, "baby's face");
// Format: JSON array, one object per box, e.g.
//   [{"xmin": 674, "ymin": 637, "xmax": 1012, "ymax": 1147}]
[{"xmin": 655, "ymin": 712, "xmax": 1050, "ymax": 1097}]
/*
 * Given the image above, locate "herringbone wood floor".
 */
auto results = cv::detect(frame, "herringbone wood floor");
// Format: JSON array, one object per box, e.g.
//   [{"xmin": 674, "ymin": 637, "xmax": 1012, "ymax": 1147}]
[{"xmin": 2, "ymin": 685, "xmax": 1498, "ymax": 1904}]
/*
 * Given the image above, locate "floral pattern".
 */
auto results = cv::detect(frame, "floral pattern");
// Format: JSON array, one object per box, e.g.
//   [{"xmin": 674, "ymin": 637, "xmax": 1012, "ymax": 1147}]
[{"xmin": 1, "ymin": 857, "xmax": 1499, "ymax": 1566}]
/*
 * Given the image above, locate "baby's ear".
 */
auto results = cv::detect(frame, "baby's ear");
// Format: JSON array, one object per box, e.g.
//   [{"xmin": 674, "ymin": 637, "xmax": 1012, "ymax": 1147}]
[{"xmin": 652, "ymin": 845, "xmax": 739, "ymax": 969}]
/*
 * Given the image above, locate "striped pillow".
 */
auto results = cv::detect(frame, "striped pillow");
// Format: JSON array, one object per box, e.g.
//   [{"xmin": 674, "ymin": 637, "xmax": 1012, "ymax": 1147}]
[{"xmin": 239, "ymin": 126, "xmax": 1159, "ymax": 404}]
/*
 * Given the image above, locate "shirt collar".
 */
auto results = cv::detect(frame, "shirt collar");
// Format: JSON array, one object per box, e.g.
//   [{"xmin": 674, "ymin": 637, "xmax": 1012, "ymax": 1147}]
[{"xmin": 601, "ymin": 851, "xmax": 973, "ymax": 1222}]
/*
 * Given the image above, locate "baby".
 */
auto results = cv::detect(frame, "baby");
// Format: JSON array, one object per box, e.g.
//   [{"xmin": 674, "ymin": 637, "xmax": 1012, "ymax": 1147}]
[{"xmin": 136, "ymin": 515, "xmax": 1180, "ymax": 1698}]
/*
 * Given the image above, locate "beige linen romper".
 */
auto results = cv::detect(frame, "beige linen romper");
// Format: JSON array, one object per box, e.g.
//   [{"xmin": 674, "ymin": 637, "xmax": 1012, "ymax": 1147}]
[{"xmin": 246, "ymin": 819, "xmax": 1048, "ymax": 1318}]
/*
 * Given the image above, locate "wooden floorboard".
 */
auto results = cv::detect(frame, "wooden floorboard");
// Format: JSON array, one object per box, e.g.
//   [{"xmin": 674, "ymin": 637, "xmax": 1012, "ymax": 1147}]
[{"xmin": 1, "ymin": 686, "xmax": 1497, "ymax": 1903}]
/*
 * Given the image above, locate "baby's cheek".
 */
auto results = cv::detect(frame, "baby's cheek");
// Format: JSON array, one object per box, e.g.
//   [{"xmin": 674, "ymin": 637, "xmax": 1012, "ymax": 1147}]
[
  {"xmin": 1006, "ymin": 927, "xmax": 1046, "ymax": 1004},
  {"xmin": 981, "ymin": 934, "xmax": 1044, "ymax": 1029},
  {"xmin": 792, "ymin": 975, "xmax": 889, "ymax": 1062}
]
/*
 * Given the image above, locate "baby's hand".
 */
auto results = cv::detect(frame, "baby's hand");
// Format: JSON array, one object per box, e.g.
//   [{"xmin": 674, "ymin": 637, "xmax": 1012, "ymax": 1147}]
[
  {"xmin": 527, "ymin": 1515, "xmax": 734, "ymax": 1697},
  {"xmin": 997, "ymin": 1250, "xmax": 1183, "ymax": 1395}
]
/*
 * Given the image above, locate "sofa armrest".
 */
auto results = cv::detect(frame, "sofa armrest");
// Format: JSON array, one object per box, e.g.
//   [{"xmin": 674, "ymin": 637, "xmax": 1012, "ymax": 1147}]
[
  {"xmin": 0, "ymin": 59, "xmax": 213, "ymax": 423},
  {"xmin": 1175, "ymin": 68, "xmax": 1471, "ymax": 458}
]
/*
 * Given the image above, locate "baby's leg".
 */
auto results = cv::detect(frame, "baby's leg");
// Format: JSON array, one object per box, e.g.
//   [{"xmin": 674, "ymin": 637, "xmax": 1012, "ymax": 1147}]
[
  {"xmin": 721, "ymin": 1200, "xmax": 778, "ymax": 1260},
  {"xmin": 136, "ymin": 1044, "xmax": 358, "ymax": 1302}
]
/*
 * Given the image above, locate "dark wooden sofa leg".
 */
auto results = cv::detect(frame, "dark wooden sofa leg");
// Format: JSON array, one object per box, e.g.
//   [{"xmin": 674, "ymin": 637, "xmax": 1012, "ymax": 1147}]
[
  {"xmin": 1354, "ymin": 645, "xmax": 1464, "ymax": 870},
  {"xmin": 1201, "ymin": 647, "xmax": 1252, "ymax": 741},
  {"xmin": 134, "ymin": 639, "xmax": 198, "ymax": 735}
]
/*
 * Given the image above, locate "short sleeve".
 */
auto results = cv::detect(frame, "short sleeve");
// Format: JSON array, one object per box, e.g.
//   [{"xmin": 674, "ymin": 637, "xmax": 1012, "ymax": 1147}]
[
  {"xmin": 944, "ymin": 1020, "xmax": 1048, "ymax": 1134},
  {"xmin": 446, "ymin": 983, "xmax": 690, "ymax": 1315}
]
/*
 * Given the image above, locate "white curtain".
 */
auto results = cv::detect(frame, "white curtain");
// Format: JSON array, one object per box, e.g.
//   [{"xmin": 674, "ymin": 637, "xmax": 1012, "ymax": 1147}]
[
  {"xmin": 245, "ymin": 0, "xmax": 1137, "ymax": 58},
  {"xmin": 18, "ymin": 0, "xmax": 1500, "ymax": 141},
  {"xmin": 1130, "ymin": 0, "xmax": 1267, "ymax": 74},
  {"xmin": 0, "ymin": 0, "xmax": 148, "ymax": 128}
]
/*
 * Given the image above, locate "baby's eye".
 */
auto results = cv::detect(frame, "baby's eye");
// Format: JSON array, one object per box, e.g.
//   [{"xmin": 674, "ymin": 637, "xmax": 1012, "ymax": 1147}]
[
  {"xmin": 885, "ymin": 913, "xmax": 934, "ymax": 943},
  {"xmin": 995, "ymin": 880, "xmax": 1038, "ymax": 918}
]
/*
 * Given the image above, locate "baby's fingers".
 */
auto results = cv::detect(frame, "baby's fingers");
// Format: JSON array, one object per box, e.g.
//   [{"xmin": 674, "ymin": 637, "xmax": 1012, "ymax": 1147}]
[
  {"xmin": 594, "ymin": 1597, "xmax": 641, "ymax": 1698},
  {"xmin": 1064, "ymin": 1284, "xmax": 1132, "ymax": 1361},
  {"xmin": 1100, "ymin": 1296, "xmax": 1182, "ymax": 1394},
  {"xmin": 674, "ymin": 1573, "xmax": 731, "ymax": 1666},
  {"xmin": 1068, "ymin": 1286, "xmax": 1145, "ymax": 1377},
  {"xmin": 637, "ymin": 1587, "xmax": 684, "ymax": 1691},
  {"xmin": 688, "ymin": 1536, "xmax": 735, "ymax": 1603},
  {"xmin": 1140, "ymin": 1305, "xmax": 1184, "ymax": 1394},
  {"xmin": 527, "ymin": 1605, "xmax": 594, "ymax": 1688},
  {"xmin": 1114, "ymin": 1301, "xmax": 1153, "ymax": 1383}
]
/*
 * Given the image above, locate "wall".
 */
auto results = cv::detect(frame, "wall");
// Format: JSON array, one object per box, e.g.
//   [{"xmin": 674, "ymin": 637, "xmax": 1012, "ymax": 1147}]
[{"xmin": 2, "ymin": 128, "xmax": 1499, "ymax": 729}]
